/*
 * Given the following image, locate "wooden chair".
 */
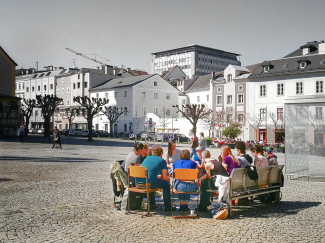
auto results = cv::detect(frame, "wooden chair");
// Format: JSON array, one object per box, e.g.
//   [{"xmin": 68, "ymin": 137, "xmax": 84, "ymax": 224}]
[
  {"xmin": 127, "ymin": 166, "xmax": 157, "ymax": 217},
  {"xmin": 171, "ymin": 169, "xmax": 199, "ymax": 219}
]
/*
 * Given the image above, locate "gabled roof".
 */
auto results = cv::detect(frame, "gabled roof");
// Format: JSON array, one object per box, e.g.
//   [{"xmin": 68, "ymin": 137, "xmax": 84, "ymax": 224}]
[
  {"xmin": 0, "ymin": 46, "xmax": 18, "ymax": 66},
  {"xmin": 230, "ymin": 65, "xmax": 250, "ymax": 72},
  {"xmin": 245, "ymin": 63, "xmax": 262, "ymax": 73},
  {"xmin": 185, "ymin": 72, "xmax": 223, "ymax": 92},
  {"xmin": 284, "ymin": 41, "xmax": 321, "ymax": 58},
  {"xmin": 161, "ymin": 65, "xmax": 178, "ymax": 79},
  {"xmin": 90, "ymin": 74, "xmax": 156, "ymax": 91}
]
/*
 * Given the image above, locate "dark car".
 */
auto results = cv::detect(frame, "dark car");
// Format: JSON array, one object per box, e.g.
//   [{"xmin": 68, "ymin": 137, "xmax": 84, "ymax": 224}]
[
  {"xmin": 96, "ymin": 130, "xmax": 110, "ymax": 137},
  {"xmin": 169, "ymin": 134, "xmax": 190, "ymax": 143},
  {"xmin": 129, "ymin": 131, "xmax": 145, "ymax": 140},
  {"xmin": 61, "ymin": 129, "xmax": 69, "ymax": 136}
]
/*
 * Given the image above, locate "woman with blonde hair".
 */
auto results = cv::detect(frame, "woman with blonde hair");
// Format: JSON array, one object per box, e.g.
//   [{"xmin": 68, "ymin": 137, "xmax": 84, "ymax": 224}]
[{"xmin": 220, "ymin": 145, "xmax": 241, "ymax": 175}]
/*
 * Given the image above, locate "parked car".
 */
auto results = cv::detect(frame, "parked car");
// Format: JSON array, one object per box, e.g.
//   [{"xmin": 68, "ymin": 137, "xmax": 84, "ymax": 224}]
[
  {"xmin": 29, "ymin": 128, "xmax": 37, "ymax": 134},
  {"xmin": 96, "ymin": 130, "xmax": 110, "ymax": 137},
  {"xmin": 157, "ymin": 133, "xmax": 169, "ymax": 142},
  {"xmin": 68, "ymin": 129, "xmax": 83, "ymax": 136},
  {"xmin": 61, "ymin": 129, "xmax": 69, "ymax": 136},
  {"xmin": 81, "ymin": 130, "xmax": 99, "ymax": 137},
  {"xmin": 37, "ymin": 128, "xmax": 44, "ymax": 134},
  {"xmin": 129, "ymin": 131, "xmax": 145, "ymax": 140},
  {"xmin": 49, "ymin": 129, "xmax": 54, "ymax": 135},
  {"xmin": 141, "ymin": 132, "xmax": 157, "ymax": 141},
  {"xmin": 168, "ymin": 134, "xmax": 191, "ymax": 143}
]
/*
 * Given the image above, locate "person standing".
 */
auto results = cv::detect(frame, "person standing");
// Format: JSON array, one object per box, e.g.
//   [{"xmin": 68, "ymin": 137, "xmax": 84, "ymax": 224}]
[
  {"xmin": 199, "ymin": 132, "xmax": 207, "ymax": 150},
  {"xmin": 189, "ymin": 129, "xmax": 198, "ymax": 158},
  {"xmin": 18, "ymin": 126, "xmax": 24, "ymax": 144},
  {"xmin": 51, "ymin": 127, "xmax": 62, "ymax": 149}
]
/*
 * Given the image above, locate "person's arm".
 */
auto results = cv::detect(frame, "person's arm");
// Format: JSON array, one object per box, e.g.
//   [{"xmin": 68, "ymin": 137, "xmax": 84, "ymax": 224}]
[
  {"xmin": 197, "ymin": 162, "xmax": 213, "ymax": 186},
  {"xmin": 161, "ymin": 169, "xmax": 170, "ymax": 181}
]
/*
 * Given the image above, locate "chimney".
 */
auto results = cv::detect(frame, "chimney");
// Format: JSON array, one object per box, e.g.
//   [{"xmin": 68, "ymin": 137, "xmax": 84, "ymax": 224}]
[
  {"xmin": 319, "ymin": 42, "xmax": 325, "ymax": 54},
  {"xmin": 211, "ymin": 71, "xmax": 215, "ymax": 78},
  {"xmin": 104, "ymin": 65, "xmax": 113, "ymax": 75},
  {"xmin": 127, "ymin": 68, "xmax": 131, "ymax": 72},
  {"xmin": 113, "ymin": 69, "xmax": 118, "ymax": 75}
]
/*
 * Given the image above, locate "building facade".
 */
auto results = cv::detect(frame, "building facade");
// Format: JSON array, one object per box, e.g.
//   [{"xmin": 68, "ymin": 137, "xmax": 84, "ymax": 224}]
[{"xmin": 151, "ymin": 44, "xmax": 241, "ymax": 78}]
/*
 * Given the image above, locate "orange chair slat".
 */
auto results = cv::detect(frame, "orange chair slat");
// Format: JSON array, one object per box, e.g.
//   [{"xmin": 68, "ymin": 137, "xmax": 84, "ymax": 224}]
[
  {"xmin": 128, "ymin": 166, "xmax": 147, "ymax": 178},
  {"xmin": 173, "ymin": 169, "xmax": 198, "ymax": 181}
]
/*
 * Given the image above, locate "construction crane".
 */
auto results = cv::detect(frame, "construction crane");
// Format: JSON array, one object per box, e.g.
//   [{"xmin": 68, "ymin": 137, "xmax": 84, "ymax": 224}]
[{"xmin": 65, "ymin": 48, "xmax": 110, "ymax": 66}]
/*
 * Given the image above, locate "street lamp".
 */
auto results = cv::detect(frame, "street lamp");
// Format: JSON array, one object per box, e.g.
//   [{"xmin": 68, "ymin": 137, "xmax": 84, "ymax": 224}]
[{"xmin": 122, "ymin": 107, "xmax": 129, "ymax": 139}]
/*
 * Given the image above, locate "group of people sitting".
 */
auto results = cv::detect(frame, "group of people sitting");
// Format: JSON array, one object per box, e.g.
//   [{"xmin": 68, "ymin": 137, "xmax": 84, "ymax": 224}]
[{"xmin": 121, "ymin": 138, "xmax": 278, "ymax": 212}]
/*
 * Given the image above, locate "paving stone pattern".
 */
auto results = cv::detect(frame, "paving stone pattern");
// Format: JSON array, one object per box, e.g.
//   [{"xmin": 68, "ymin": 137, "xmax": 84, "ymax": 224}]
[{"xmin": 0, "ymin": 136, "xmax": 324, "ymax": 242}]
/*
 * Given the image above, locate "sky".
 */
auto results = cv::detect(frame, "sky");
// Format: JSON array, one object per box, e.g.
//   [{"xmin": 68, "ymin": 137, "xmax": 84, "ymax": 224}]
[{"xmin": 1, "ymin": 0, "xmax": 325, "ymax": 73}]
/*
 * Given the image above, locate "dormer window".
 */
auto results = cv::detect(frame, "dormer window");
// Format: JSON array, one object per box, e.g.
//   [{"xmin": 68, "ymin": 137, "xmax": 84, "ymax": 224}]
[
  {"xmin": 300, "ymin": 62, "xmax": 307, "ymax": 69},
  {"xmin": 298, "ymin": 57, "xmax": 310, "ymax": 69},
  {"xmin": 261, "ymin": 61, "xmax": 273, "ymax": 73},
  {"xmin": 264, "ymin": 66, "xmax": 270, "ymax": 73},
  {"xmin": 227, "ymin": 74, "xmax": 232, "ymax": 82}
]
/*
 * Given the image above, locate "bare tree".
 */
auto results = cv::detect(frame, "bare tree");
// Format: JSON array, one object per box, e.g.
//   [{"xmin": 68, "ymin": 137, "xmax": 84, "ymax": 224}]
[
  {"xmin": 247, "ymin": 114, "xmax": 264, "ymax": 141},
  {"xmin": 19, "ymin": 98, "xmax": 36, "ymax": 135},
  {"xmin": 74, "ymin": 96, "xmax": 109, "ymax": 141},
  {"xmin": 173, "ymin": 104, "xmax": 212, "ymax": 136},
  {"xmin": 269, "ymin": 112, "xmax": 285, "ymax": 143},
  {"xmin": 36, "ymin": 95, "xmax": 63, "ymax": 139},
  {"xmin": 132, "ymin": 111, "xmax": 142, "ymax": 136},
  {"xmin": 158, "ymin": 107, "xmax": 170, "ymax": 133},
  {"xmin": 57, "ymin": 107, "xmax": 77, "ymax": 129},
  {"xmin": 102, "ymin": 106, "xmax": 128, "ymax": 137}
]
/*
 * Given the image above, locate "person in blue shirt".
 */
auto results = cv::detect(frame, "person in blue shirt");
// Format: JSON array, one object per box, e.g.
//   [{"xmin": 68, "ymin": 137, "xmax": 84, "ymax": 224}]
[
  {"xmin": 18, "ymin": 126, "xmax": 24, "ymax": 144},
  {"xmin": 136, "ymin": 145, "xmax": 176, "ymax": 212},
  {"xmin": 191, "ymin": 147, "xmax": 203, "ymax": 168},
  {"xmin": 172, "ymin": 150, "xmax": 198, "ymax": 212}
]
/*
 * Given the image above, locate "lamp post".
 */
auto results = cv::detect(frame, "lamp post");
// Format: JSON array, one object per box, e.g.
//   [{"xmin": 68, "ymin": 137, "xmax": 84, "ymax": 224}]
[{"xmin": 122, "ymin": 107, "xmax": 129, "ymax": 139}]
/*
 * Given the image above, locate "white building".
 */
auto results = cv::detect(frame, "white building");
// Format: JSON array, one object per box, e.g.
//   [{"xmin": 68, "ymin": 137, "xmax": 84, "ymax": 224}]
[
  {"xmin": 151, "ymin": 45, "xmax": 241, "ymax": 78},
  {"xmin": 89, "ymin": 74, "xmax": 179, "ymax": 136},
  {"xmin": 248, "ymin": 41, "xmax": 325, "ymax": 144}
]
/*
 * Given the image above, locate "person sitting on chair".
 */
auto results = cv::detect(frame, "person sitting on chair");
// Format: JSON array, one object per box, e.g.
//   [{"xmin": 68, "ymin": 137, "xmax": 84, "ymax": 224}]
[
  {"xmin": 136, "ymin": 145, "xmax": 176, "ymax": 212},
  {"xmin": 172, "ymin": 150, "xmax": 198, "ymax": 212}
]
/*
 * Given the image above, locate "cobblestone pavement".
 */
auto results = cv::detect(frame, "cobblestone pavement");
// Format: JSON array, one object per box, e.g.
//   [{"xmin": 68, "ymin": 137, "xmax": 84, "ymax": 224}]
[{"xmin": 0, "ymin": 135, "xmax": 325, "ymax": 243}]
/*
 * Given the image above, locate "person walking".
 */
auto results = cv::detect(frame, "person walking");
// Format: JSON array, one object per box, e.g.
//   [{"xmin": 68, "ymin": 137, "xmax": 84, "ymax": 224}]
[
  {"xmin": 51, "ymin": 127, "xmax": 62, "ymax": 149},
  {"xmin": 189, "ymin": 129, "xmax": 198, "ymax": 158},
  {"xmin": 18, "ymin": 126, "xmax": 24, "ymax": 144}
]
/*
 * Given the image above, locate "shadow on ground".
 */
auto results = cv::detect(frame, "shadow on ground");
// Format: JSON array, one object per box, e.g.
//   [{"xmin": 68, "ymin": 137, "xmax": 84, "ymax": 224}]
[{"xmin": 0, "ymin": 156, "xmax": 102, "ymax": 163}]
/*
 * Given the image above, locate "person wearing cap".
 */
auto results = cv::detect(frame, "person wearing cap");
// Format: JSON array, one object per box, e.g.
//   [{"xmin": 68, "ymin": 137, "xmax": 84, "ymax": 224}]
[
  {"xmin": 191, "ymin": 147, "xmax": 203, "ymax": 169},
  {"xmin": 17, "ymin": 126, "xmax": 24, "ymax": 144}
]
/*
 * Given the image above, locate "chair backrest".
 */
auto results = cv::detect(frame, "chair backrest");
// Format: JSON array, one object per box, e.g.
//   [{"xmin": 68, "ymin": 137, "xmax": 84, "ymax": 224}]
[
  {"xmin": 269, "ymin": 165, "xmax": 284, "ymax": 185},
  {"xmin": 128, "ymin": 166, "xmax": 147, "ymax": 178},
  {"xmin": 173, "ymin": 169, "xmax": 199, "ymax": 181},
  {"xmin": 230, "ymin": 168, "xmax": 246, "ymax": 190},
  {"xmin": 256, "ymin": 166, "xmax": 271, "ymax": 186}
]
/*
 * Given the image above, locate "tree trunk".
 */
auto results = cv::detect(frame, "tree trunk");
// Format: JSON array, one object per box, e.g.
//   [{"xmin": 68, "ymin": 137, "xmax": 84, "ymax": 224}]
[
  {"xmin": 44, "ymin": 116, "xmax": 50, "ymax": 140},
  {"xmin": 109, "ymin": 121, "xmax": 114, "ymax": 137},
  {"xmin": 25, "ymin": 117, "xmax": 30, "ymax": 136},
  {"xmin": 87, "ymin": 116, "xmax": 93, "ymax": 142}
]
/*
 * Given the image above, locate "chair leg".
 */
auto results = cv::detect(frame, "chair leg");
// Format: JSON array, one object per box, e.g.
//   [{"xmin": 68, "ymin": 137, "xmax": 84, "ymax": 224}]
[{"xmin": 147, "ymin": 190, "xmax": 150, "ymax": 216}]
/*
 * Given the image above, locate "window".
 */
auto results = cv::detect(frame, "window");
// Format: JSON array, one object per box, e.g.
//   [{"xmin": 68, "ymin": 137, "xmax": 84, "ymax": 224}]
[
  {"xmin": 238, "ymin": 114, "xmax": 244, "ymax": 122},
  {"xmin": 238, "ymin": 85, "xmax": 243, "ymax": 91},
  {"xmin": 166, "ymin": 94, "xmax": 170, "ymax": 100},
  {"xmin": 227, "ymin": 114, "xmax": 232, "ymax": 122},
  {"xmin": 141, "ymin": 92, "xmax": 146, "ymax": 98},
  {"xmin": 77, "ymin": 82, "xmax": 80, "ymax": 88},
  {"xmin": 124, "ymin": 91, "xmax": 128, "ymax": 97},
  {"xmin": 238, "ymin": 94, "xmax": 244, "ymax": 104},
  {"xmin": 277, "ymin": 108, "xmax": 283, "ymax": 120},
  {"xmin": 44, "ymin": 85, "xmax": 46, "ymax": 91},
  {"xmin": 57, "ymin": 89, "xmax": 59, "ymax": 94},
  {"xmin": 67, "ymin": 87, "xmax": 70, "ymax": 93},
  {"xmin": 19, "ymin": 84, "xmax": 21, "ymax": 90},
  {"xmin": 260, "ymin": 85, "xmax": 266, "ymax": 97},
  {"xmin": 67, "ymin": 99, "xmax": 70, "ymax": 106},
  {"xmin": 300, "ymin": 62, "xmax": 307, "ymax": 69},
  {"xmin": 207, "ymin": 95, "xmax": 209, "ymax": 102},
  {"xmin": 227, "ymin": 95, "xmax": 232, "ymax": 104},
  {"xmin": 62, "ymin": 88, "xmax": 64, "ymax": 94},
  {"xmin": 35, "ymin": 110, "xmax": 38, "ymax": 117},
  {"xmin": 22, "ymin": 83, "xmax": 24, "ymax": 89},
  {"xmin": 38, "ymin": 86, "xmax": 40, "ymax": 91},
  {"xmin": 260, "ymin": 108, "xmax": 266, "ymax": 120},
  {"xmin": 26, "ymin": 87, "xmax": 29, "ymax": 92},
  {"xmin": 32, "ymin": 86, "xmax": 34, "ymax": 92},
  {"xmin": 217, "ymin": 87, "xmax": 221, "ymax": 93},
  {"xmin": 73, "ymin": 83, "xmax": 76, "ymax": 89},
  {"xmin": 197, "ymin": 96, "xmax": 200, "ymax": 102},
  {"xmin": 105, "ymin": 93, "xmax": 108, "ymax": 99},
  {"xmin": 78, "ymin": 74, "xmax": 80, "ymax": 79},
  {"xmin": 50, "ymin": 84, "xmax": 53, "ymax": 90},
  {"xmin": 227, "ymin": 74, "xmax": 232, "ymax": 82},
  {"xmin": 277, "ymin": 83, "xmax": 284, "ymax": 96},
  {"xmin": 316, "ymin": 81, "xmax": 323, "ymax": 93},
  {"xmin": 154, "ymin": 93, "xmax": 158, "ymax": 99},
  {"xmin": 141, "ymin": 107, "xmax": 146, "ymax": 116},
  {"xmin": 182, "ymin": 99, "xmax": 186, "ymax": 105},
  {"xmin": 316, "ymin": 107, "xmax": 323, "ymax": 119},
  {"xmin": 154, "ymin": 81, "xmax": 157, "ymax": 86},
  {"xmin": 166, "ymin": 109, "xmax": 170, "ymax": 116},
  {"xmin": 264, "ymin": 66, "xmax": 270, "ymax": 72},
  {"xmin": 217, "ymin": 96, "xmax": 222, "ymax": 105},
  {"xmin": 296, "ymin": 82, "xmax": 303, "ymax": 94},
  {"xmin": 153, "ymin": 108, "xmax": 158, "ymax": 115},
  {"xmin": 96, "ymin": 93, "xmax": 99, "ymax": 98},
  {"xmin": 84, "ymin": 82, "xmax": 88, "ymax": 88}
]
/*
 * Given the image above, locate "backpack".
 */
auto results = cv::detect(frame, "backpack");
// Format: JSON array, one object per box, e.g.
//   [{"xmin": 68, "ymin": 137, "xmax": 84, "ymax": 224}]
[
  {"xmin": 192, "ymin": 136, "xmax": 199, "ymax": 148},
  {"xmin": 245, "ymin": 165, "xmax": 258, "ymax": 181},
  {"xmin": 211, "ymin": 202, "xmax": 228, "ymax": 220}
]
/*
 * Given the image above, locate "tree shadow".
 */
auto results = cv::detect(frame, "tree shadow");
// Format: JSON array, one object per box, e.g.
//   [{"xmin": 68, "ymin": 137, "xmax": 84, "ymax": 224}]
[{"xmin": 0, "ymin": 156, "xmax": 101, "ymax": 163}]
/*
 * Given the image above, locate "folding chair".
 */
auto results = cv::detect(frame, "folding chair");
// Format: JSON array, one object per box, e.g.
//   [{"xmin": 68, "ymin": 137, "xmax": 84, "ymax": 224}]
[
  {"xmin": 127, "ymin": 166, "xmax": 157, "ymax": 217},
  {"xmin": 171, "ymin": 169, "xmax": 200, "ymax": 219}
]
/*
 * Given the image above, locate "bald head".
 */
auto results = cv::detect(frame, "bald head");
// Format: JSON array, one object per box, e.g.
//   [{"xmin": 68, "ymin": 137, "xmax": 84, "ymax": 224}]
[{"xmin": 202, "ymin": 150, "xmax": 211, "ymax": 158}]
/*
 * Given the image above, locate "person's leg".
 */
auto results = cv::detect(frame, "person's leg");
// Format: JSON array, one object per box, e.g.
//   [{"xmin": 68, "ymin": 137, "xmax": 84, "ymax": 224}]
[
  {"xmin": 150, "ymin": 180, "xmax": 171, "ymax": 210},
  {"xmin": 51, "ymin": 141, "xmax": 55, "ymax": 148},
  {"xmin": 190, "ymin": 149, "xmax": 196, "ymax": 158},
  {"xmin": 59, "ymin": 140, "xmax": 62, "ymax": 149},
  {"xmin": 199, "ymin": 178, "xmax": 211, "ymax": 211}
]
